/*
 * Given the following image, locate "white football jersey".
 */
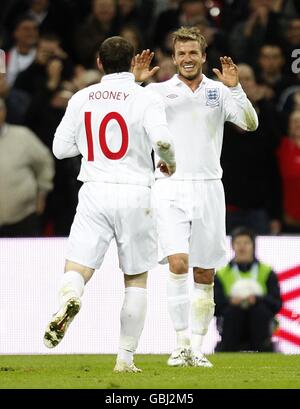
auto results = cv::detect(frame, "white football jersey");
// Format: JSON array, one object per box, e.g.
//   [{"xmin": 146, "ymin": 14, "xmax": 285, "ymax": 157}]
[
  {"xmin": 54, "ymin": 72, "xmax": 172, "ymax": 186},
  {"xmin": 147, "ymin": 74, "xmax": 258, "ymax": 180}
]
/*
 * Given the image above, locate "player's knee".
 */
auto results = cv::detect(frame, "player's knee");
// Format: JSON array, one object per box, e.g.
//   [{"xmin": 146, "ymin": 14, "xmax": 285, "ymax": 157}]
[
  {"xmin": 124, "ymin": 272, "xmax": 148, "ymax": 288},
  {"xmin": 193, "ymin": 267, "xmax": 214, "ymax": 284},
  {"xmin": 168, "ymin": 254, "xmax": 189, "ymax": 274},
  {"xmin": 65, "ymin": 260, "xmax": 94, "ymax": 283}
]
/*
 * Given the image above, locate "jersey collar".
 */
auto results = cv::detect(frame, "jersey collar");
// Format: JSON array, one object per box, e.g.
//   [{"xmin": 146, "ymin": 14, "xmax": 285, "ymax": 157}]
[
  {"xmin": 101, "ymin": 72, "xmax": 135, "ymax": 82},
  {"xmin": 169, "ymin": 73, "xmax": 208, "ymax": 89}
]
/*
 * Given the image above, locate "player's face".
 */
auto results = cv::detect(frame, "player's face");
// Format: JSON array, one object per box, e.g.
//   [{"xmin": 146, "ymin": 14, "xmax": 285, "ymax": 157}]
[
  {"xmin": 232, "ymin": 236, "xmax": 254, "ymax": 263},
  {"xmin": 173, "ymin": 40, "xmax": 206, "ymax": 81}
]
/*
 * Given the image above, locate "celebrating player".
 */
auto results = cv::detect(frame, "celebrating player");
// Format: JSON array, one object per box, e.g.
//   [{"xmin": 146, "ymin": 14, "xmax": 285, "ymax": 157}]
[
  {"xmin": 134, "ymin": 27, "xmax": 258, "ymax": 367},
  {"xmin": 43, "ymin": 36, "xmax": 176, "ymax": 373}
]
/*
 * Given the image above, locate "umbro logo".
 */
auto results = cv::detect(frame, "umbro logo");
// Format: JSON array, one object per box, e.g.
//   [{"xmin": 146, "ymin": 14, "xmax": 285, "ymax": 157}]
[{"xmin": 166, "ymin": 94, "xmax": 179, "ymax": 99}]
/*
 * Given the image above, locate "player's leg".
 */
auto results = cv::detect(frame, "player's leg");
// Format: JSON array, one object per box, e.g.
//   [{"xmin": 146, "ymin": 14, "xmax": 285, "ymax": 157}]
[
  {"xmin": 114, "ymin": 185, "xmax": 157, "ymax": 373},
  {"xmin": 156, "ymin": 205, "xmax": 191, "ymax": 365},
  {"xmin": 189, "ymin": 180, "xmax": 228, "ymax": 367},
  {"xmin": 154, "ymin": 180, "xmax": 192, "ymax": 366},
  {"xmin": 167, "ymin": 253, "xmax": 191, "ymax": 366},
  {"xmin": 44, "ymin": 261, "xmax": 94, "ymax": 348},
  {"xmin": 58, "ymin": 260, "xmax": 93, "ymax": 304},
  {"xmin": 190, "ymin": 267, "xmax": 215, "ymax": 367},
  {"xmin": 114, "ymin": 272, "xmax": 148, "ymax": 373},
  {"xmin": 44, "ymin": 183, "xmax": 114, "ymax": 348}
]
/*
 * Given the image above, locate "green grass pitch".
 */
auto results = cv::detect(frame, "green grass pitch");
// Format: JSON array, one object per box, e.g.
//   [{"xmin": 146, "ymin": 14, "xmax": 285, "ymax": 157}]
[{"xmin": 0, "ymin": 353, "xmax": 300, "ymax": 389}]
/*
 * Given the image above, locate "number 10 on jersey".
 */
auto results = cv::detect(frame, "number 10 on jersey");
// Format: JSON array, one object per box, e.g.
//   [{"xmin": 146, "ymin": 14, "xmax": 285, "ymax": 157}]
[{"xmin": 84, "ymin": 111, "xmax": 129, "ymax": 161}]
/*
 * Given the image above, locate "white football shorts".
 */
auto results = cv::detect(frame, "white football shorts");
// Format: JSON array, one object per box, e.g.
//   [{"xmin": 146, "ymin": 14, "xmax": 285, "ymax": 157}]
[
  {"xmin": 66, "ymin": 182, "xmax": 157, "ymax": 275},
  {"xmin": 153, "ymin": 178, "xmax": 227, "ymax": 269}
]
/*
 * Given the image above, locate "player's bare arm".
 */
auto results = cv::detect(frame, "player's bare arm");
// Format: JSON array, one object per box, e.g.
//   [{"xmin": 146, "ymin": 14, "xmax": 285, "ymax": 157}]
[
  {"xmin": 133, "ymin": 49, "xmax": 160, "ymax": 83},
  {"xmin": 212, "ymin": 56, "xmax": 239, "ymax": 87}
]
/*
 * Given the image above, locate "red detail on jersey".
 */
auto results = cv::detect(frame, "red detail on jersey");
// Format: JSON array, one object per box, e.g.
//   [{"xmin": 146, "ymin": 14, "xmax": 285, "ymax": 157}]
[
  {"xmin": 84, "ymin": 112, "xmax": 94, "ymax": 161},
  {"xmin": 99, "ymin": 112, "xmax": 128, "ymax": 160}
]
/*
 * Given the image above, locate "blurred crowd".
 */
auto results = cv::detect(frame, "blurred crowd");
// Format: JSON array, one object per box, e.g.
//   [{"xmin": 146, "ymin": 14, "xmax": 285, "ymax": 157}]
[{"xmin": 1, "ymin": 0, "xmax": 300, "ymax": 237}]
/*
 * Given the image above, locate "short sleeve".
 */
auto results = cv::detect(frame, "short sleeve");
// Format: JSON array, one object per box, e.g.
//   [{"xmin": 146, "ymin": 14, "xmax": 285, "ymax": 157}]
[{"xmin": 143, "ymin": 91, "xmax": 168, "ymax": 134}]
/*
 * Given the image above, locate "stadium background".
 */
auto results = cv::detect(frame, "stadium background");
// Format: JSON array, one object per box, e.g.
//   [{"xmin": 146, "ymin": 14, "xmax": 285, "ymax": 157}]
[{"xmin": 1, "ymin": 0, "xmax": 300, "ymax": 359}]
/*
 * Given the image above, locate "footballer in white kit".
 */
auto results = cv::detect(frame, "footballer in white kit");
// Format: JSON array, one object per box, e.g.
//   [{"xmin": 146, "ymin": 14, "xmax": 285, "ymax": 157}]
[
  {"xmin": 135, "ymin": 27, "xmax": 258, "ymax": 367},
  {"xmin": 43, "ymin": 36, "xmax": 176, "ymax": 373}
]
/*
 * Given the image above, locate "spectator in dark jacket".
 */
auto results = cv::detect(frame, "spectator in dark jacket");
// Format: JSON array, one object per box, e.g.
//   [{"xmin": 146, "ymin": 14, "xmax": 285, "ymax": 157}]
[
  {"xmin": 14, "ymin": 33, "xmax": 72, "ymax": 96},
  {"xmin": 221, "ymin": 64, "xmax": 283, "ymax": 235},
  {"xmin": 215, "ymin": 227, "xmax": 282, "ymax": 352},
  {"xmin": 25, "ymin": 57, "xmax": 80, "ymax": 236},
  {"xmin": 75, "ymin": 0, "xmax": 120, "ymax": 67},
  {"xmin": 229, "ymin": 0, "xmax": 282, "ymax": 66},
  {"xmin": 256, "ymin": 43, "xmax": 294, "ymax": 105},
  {"xmin": 6, "ymin": 16, "xmax": 38, "ymax": 87},
  {"xmin": 153, "ymin": 0, "xmax": 208, "ymax": 53},
  {"xmin": 3, "ymin": 0, "xmax": 76, "ymax": 54}
]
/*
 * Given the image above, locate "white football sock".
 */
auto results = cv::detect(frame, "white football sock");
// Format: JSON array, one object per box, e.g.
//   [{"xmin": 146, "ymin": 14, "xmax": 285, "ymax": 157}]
[
  {"xmin": 118, "ymin": 287, "xmax": 147, "ymax": 365},
  {"xmin": 58, "ymin": 270, "xmax": 85, "ymax": 307},
  {"xmin": 167, "ymin": 272, "xmax": 190, "ymax": 348},
  {"xmin": 191, "ymin": 283, "xmax": 215, "ymax": 353},
  {"xmin": 176, "ymin": 329, "xmax": 190, "ymax": 348}
]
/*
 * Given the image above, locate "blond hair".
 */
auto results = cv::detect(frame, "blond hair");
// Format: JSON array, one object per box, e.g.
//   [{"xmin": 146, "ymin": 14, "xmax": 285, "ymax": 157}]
[{"xmin": 172, "ymin": 27, "xmax": 207, "ymax": 53}]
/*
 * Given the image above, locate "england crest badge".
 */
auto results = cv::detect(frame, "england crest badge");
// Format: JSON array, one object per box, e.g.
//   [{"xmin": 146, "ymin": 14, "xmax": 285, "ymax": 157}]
[{"xmin": 205, "ymin": 88, "xmax": 220, "ymax": 107}]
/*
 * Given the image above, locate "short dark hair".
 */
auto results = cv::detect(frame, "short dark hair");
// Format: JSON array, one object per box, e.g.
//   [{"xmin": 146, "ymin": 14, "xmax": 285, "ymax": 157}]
[
  {"xmin": 14, "ymin": 15, "xmax": 37, "ymax": 31},
  {"xmin": 99, "ymin": 36, "xmax": 134, "ymax": 74},
  {"xmin": 231, "ymin": 226, "xmax": 256, "ymax": 246}
]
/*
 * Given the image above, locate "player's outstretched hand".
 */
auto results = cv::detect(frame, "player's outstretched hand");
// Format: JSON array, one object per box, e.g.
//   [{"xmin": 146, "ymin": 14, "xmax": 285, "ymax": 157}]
[
  {"xmin": 133, "ymin": 49, "xmax": 160, "ymax": 83},
  {"xmin": 157, "ymin": 160, "xmax": 176, "ymax": 177},
  {"xmin": 212, "ymin": 56, "xmax": 239, "ymax": 87}
]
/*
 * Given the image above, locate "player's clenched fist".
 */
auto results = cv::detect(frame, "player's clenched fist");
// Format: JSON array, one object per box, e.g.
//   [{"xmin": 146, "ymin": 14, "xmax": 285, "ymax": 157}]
[{"xmin": 157, "ymin": 160, "xmax": 176, "ymax": 176}]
